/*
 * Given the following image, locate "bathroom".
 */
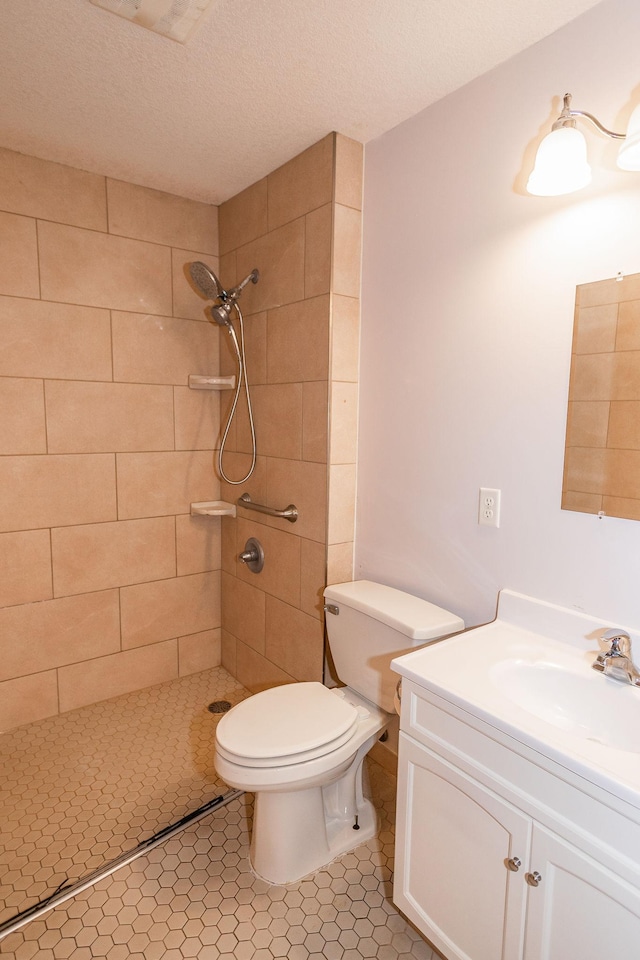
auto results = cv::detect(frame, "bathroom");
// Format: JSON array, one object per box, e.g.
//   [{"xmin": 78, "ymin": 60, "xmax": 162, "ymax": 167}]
[{"xmin": 2, "ymin": 0, "xmax": 640, "ymax": 956}]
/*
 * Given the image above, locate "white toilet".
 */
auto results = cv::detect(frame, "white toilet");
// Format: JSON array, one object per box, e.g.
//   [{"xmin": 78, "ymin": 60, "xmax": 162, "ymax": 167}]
[{"xmin": 214, "ymin": 579, "xmax": 464, "ymax": 884}]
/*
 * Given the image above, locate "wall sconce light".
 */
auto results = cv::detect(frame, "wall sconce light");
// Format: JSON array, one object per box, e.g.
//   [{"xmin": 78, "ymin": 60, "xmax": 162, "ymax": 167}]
[{"xmin": 527, "ymin": 93, "xmax": 640, "ymax": 196}]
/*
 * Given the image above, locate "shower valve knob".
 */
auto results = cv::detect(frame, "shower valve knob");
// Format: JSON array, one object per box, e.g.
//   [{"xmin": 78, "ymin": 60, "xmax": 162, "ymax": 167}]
[{"xmin": 238, "ymin": 537, "xmax": 264, "ymax": 574}]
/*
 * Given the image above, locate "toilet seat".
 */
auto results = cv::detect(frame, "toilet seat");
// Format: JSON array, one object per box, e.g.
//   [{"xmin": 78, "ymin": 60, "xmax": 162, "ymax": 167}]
[{"xmin": 215, "ymin": 682, "xmax": 360, "ymax": 768}]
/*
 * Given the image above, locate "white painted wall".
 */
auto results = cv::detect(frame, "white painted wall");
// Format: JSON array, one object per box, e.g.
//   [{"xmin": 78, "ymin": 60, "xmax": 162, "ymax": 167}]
[{"xmin": 357, "ymin": 0, "xmax": 640, "ymax": 630}]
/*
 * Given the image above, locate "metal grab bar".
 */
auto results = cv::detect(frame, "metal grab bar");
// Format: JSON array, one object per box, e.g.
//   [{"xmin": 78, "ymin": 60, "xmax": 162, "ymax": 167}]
[{"xmin": 236, "ymin": 493, "xmax": 298, "ymax": 523}]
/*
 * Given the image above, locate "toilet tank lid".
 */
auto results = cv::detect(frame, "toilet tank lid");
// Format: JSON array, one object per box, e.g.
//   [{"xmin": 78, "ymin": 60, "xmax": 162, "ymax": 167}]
[{"xmin": 324, "ymin": 580, "xmax": 464, "ymax": 641}]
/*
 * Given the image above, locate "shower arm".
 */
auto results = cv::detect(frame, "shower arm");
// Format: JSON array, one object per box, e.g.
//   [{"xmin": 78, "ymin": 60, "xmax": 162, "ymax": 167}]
[{"xmin": 237, "ymin": 493, "xmax": 298, "ymax": 523}]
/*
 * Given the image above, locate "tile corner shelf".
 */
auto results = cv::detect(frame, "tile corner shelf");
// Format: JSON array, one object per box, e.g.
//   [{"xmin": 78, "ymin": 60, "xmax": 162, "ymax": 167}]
[
  {"xmin": 190, "ymin": 500, "xmax": 237, "ymax": 517},
  {"xmin": 188, "ymin": 375, "xmax": 236, "ymax": 390}
]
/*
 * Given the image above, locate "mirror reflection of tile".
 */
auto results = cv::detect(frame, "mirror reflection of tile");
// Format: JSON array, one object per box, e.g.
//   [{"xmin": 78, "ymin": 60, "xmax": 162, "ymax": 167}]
[{"xmin": 563, "ymin": 272, "xmax": 640, "ymax": 520}]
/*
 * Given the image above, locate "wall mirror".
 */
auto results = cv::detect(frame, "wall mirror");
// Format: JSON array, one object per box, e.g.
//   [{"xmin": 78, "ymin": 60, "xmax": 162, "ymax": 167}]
[{"xmin": 562, "ymin": 271, "xmax": 640, "ymax": 520}]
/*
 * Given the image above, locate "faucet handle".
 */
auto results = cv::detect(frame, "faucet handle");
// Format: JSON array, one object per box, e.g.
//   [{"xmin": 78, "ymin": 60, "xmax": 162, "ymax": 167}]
[{"xmin": 601, "ymin": 629, "xmax": 631, "ymax": 657}]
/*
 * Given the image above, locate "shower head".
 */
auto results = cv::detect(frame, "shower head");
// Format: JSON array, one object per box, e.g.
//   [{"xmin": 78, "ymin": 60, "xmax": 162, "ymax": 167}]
[
  {"xmin": 209, "ymin": 301, "xmax": 234, "ymax": 327},
  {"xmin": 189, "ymin": 261, "xmax": 223, "ymax": 301},
  {"xmin": 190, "ymin": 262, "xmax": 259, "ymax": 306}
]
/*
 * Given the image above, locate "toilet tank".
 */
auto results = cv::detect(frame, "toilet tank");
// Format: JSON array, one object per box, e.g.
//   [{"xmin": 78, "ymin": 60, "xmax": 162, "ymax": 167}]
[{"xmin": 324, "ymin": 580, "xmax": 464, "ymax": 713}]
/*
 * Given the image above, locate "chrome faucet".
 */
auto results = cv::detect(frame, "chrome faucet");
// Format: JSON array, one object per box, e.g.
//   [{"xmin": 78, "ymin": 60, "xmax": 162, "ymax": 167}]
[{"xmin": 592, "ymin": 629, "xmax": 640, "ymax": 686}]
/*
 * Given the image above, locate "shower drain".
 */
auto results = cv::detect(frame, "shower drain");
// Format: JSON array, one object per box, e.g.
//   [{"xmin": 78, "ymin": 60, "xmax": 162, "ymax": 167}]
[{"xmin": 207, "ymin": 700, "xmax": 232, "ymax": 714}]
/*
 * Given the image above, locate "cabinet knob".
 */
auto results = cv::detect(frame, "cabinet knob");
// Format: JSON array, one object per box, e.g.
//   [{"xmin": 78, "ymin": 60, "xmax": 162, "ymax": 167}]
[
  {"xmin": 506, "ymin": 857, "xmax": 521, "ymax": 872},
  {"xmin": 525, "ymin": 871, "xmax": 542, "ymax": 887}
]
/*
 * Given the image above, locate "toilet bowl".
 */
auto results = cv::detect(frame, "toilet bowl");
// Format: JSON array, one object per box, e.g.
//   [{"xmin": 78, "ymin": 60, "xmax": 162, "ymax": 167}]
[{"xmin": 214, "ymin": 580, "xmax": 464, "ymax": 884}]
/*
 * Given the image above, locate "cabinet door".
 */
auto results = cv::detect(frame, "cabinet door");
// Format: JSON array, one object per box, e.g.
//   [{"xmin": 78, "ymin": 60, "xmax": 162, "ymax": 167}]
[
  {"xmin": 523, "ymin": 823, "xmax": 640, "ymax": 960},
  {"xmin": 395, "ymin": 733, "xmax": 531, "ymax": 960}
]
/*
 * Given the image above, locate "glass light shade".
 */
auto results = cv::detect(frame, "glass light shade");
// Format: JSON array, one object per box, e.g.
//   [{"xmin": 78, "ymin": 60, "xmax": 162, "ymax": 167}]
[
  {"xmin": 617, "ymin": 105, "xmax": 640, "ymax": 171},
  {"xmin": 526, "ymin": 125, "xmax": 592, "ymax": 196}
]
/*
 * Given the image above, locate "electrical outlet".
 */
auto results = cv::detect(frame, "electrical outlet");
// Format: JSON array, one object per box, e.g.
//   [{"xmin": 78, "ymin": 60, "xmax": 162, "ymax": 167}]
[{"xmin": 479, "ymin": 487, "xmax": 501, "ymax": 527}]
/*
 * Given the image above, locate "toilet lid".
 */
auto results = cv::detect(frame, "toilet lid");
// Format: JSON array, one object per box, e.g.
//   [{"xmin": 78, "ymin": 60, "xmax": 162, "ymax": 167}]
[{"xmin": 215, "ymin": 682, "xmax": 359, "ymax": 766}]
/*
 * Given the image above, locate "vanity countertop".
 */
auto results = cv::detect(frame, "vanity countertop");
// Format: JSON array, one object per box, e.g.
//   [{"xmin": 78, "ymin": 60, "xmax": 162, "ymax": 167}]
[{"xmin": 391, "ymin": 589, "xmax": 640, "ymax": 812}]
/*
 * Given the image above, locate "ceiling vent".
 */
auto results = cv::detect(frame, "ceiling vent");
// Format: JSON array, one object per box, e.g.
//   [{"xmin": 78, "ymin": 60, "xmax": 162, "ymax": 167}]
[{"xmin": 89, "ymin": 0, "xmax": 217, "ymax": 44}]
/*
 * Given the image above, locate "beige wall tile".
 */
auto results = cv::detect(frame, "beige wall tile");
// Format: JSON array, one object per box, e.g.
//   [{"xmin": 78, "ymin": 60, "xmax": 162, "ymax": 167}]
[
  {"xmin": 267, "ymin": 296, "xmax": 330, "ymax": 383},
  {"xmin": 599, "ymin": 449, "xmax": 640, "ymax": 499},
  {"xmin": 0, "ymin": 454, "xmax": 116, "ymax": 533},
  {"xmin": 107, "ymin": 179, "xmax": 217, "ymax": 252},
  {"xmin": 608, "ymin": 401, "xmax": 640, "ymax": 449},
  {"xmin": 235, "ymin": 639, "xmax": 293, "ymax": 694},
  {"xmin": 244, "ymin": 311, "xmax": 268, "ymax": 385},
  {"xmin": 221, "ymin": 516, "xmax": 237, "ymax": 575},
  {"xmin": 0, "ymin": 297, "xmax": 112, "ymax": 381},
  {"xmin": 221, "ymin": 628, "xmax": 237, "ymax": 677},
  {"xmin": 219, "ymin": 250, "xmax": 237, "ymax": 291},
  {"xmin": 327, "ymin": 541, "xmax": 354, "ymax": 584},
  {"xmin": 562, "ymin": 447, "xmax": 607, "ymax": 495},
  {"xmin": 0, "ymin": 212, "xmax": 39, "ymax": 298},
  {"xmin": 578, "ymin": 274, "xmax": 640, "ymax": 308},
  {"xmin": 174, "ymin": 386, "xmax": 219, "ymax": 451},
  {"xmin": 327, "ymin": 464, "xmax": 356, "ymax": 544},
  {"xmin": 116, "ymin": 451, "xmax": 217, "ymax": 519},
  {"xmin": 601, "ymin": 496, "xmax": 640, "ymax": 521},
  {"xmin": 0, "ymin": 589, "xmax": 120, "ymax": 681},
  {"xmin": 305, "ymin": 204, "xmax": 332, "ymax": 298},
  {"xmin": 247, "ymin": 383, "xmax": 303, "ymax": 460},
  {"xmin": 265, "ymin": 596, "xmax": 324, "ymax": 682},
  {"xmin": 573, "ymin": 304, "xmax": 618, "ymax": 354},
  {"xmin": 266, "ymin": 458, "xmax": 327, "ymax": 542},
  {"xmin": 220, "ymin": 453, "xmax": 267, "ymax": 506},
  {"xmin": 334, "ymin": 135, "xmax": 363, "ymax": 210},
  {"xmin": 330, "ymin": 381, "xmax": 358, "ymax": 464},
  {"xmin": 178, "ymin": 628, "xmax": 222, "ymax": 676},
  {"xmin": 0, "ymin": 530, "xmax": 52, "ymax": 608},
  {"xmin": 569, "ymin": 354, "xmax": 615, "ymax": 402},
  {"xmin": 172, "ymin": 248, "xmax": 220, "ymax": 321},
  {"xmin": 561, "ymin": 490, "xmax": 603, "ymax": 514},
  {"xmin": 300, "ymin": 538, "xmax": 326, "ymax": 620},
  {"xmin": 565, "ymin": 401, "xmax": 609, "ymax": 449},
  {"xmin": 219, "ymin": 179, "xmax": 268, "ymax": 256},
  {"xmin": 331, "ymin": 295, "xmax": 360, "ymax": 382},
  {"xmin": 45, "ymin": 380, "xmax": 174, "ymax": 453},
  {"xmin": 176, "ymin": 514, "xmax": 221, "ymax": 575},
  {"xmin": 51, "ymin": 517, "xmax": 176, "ymax": 597},
  {"xmin": 0, "ymin": 377, "xmax": 46, "ymax": 454},
  {"xmin": 302, "ymin": 381, "xmax": 328, "ymax": 463},
  {"xmin": 235, "ymin": 518, "xmax": 301, "ymax": 607},
  {"xmin": 268, "ymin": 135, "xmax": 333, "ymax": 231},
  {"xmin": 610, "ymin": 352, "xmax": 640, "ymax": 400},
  {"xmin": 332, "ymin": 204, "xmax": 362, "ymax": 299},
  {"xmin": 0, "ymin": 671, "xmax": 59, "ymax": 732},
  {"xmin": 38, "ymin": 221, "xmax": 172, "ymax": 314},
  {"xmin": 112, "ymin": 312, "xmax": 218, "ymax": 385},
  {"xmin": 235, "ymin": 218, "xmax": 305, "ymax": 314},
  {"xmin": 0, "ymin": 148, "xmax": 107, "ymax": 230},
  {"xmin": 121, "ymin": 571, "xmax": 220, "ymax": 648},
  {"xmin": 58, "ymin": 640, "xmax": 178, "ymax": 713},
  {"xmin": 616, "ymin": 300, "xmax": 640, "ymax": 351},
  {"xmin": 221, "ymin": 571, "xmax": 266, "ymax": 653}
]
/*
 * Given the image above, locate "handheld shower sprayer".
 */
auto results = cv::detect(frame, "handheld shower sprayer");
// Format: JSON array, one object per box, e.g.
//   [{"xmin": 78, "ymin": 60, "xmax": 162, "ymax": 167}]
[{"xmin": 188, "ymin": 260, "xmax": 260, "ymax": 485}]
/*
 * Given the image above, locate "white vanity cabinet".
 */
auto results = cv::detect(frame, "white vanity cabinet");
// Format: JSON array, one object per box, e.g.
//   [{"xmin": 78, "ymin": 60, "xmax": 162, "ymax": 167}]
[{"xmin": 394, "ymin": 679, "xmax": 640, "ymax": 960}]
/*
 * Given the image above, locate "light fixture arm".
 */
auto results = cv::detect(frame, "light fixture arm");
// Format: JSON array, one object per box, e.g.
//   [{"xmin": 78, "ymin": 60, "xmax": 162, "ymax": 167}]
[{"xmin": 555, "ymin": 93, "xmax": 626, "ymax": 140}]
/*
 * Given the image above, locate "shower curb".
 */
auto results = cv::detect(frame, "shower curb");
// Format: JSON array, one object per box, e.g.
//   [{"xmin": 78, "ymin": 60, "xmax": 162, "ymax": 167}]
[{"xmin": 0, "ymin": 789, "xmax": 243, "ymax": 942}]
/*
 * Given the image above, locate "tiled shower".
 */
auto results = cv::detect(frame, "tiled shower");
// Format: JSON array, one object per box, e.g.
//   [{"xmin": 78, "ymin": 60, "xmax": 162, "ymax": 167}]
[{"xmin": 0, "ymin": 131, "xmax": 362, "ymax": 728}]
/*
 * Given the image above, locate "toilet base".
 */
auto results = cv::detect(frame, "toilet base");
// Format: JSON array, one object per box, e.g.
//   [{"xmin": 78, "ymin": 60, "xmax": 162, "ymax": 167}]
[{"xmin": 250, "ymin": 742, "xmax": 378, "ymax": 885}]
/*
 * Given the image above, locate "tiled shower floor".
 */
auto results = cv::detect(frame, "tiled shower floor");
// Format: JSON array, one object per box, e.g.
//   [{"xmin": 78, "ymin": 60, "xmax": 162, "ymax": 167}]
[
  {"xmin": 0, "ymin": 668, "xmax": 440, "ymax": 960},
  {"xmin": 0, "ymin": 666, "xmax": 249, "ymax": 927}
]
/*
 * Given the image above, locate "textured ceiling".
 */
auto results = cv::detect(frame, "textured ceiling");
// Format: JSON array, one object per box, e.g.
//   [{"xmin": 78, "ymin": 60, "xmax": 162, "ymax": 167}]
[{"xmin": 0, "ymin": 0, "xmax": 602, "ymax": 204}]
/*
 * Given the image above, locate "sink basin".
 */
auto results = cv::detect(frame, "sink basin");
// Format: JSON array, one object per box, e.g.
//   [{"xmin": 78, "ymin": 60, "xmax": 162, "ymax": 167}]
[
  {"xmin": 490, "ymin": 659, "xmax": 640, "ymax": 753},
  {"xmin": 392, "ymin": 589, "xmax": 640, "ymax": 810}
]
